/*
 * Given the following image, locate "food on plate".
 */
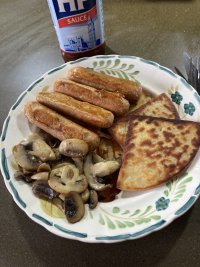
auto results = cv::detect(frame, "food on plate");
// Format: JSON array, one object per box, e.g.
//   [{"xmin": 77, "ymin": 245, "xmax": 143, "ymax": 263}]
[
  {"xmin": 64, "ymin": 191, "xmax": 86, "ymax": 223},
  {"xmin": 59, "ymin": 139, "xmax": 89, "ymax": 158},
  {"xmin": 117, "ymin": 115, "xmax": 200, "ymax": 190},
  {"xmin": 127, "ymin": 89, "xmax": 154, "ymax": 113},
  {"xmin": 11, "ymin": 65, "xmax": 200, "ymax": 225},
  {"xmin": 67, "ymin": 66, "xmax": 142, "ymax": 102},
  {"xmin": 48, "ymin": 163, "xmax": 88, "ymax": 194},
  {"xmin": 13, "ymin": 131, "xmax": 121, "ymax": 223},
  {"xmin": 54, "ymin": 78, "xmax": 130, "ymax": 116},
  {"xmin": 109, "ymin": 93, "xmax": 179, "ymax": 147},
  {"xmin": 37, "ymin": 91, "xmax": 114, "ymax": 128},
  {"xmin": 133, "ymin": 93, "xmax": 179, "ymax": 118},
  {"xmin": 24, "ymin": 101, "xmax": 100, "ymax": 150}
]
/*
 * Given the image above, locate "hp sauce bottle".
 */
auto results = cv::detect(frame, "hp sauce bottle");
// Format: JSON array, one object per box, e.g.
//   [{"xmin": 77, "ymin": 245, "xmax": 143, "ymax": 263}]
[{"xmin": 47, "ymin": 0, "xmax": 105, "ymax": 62}]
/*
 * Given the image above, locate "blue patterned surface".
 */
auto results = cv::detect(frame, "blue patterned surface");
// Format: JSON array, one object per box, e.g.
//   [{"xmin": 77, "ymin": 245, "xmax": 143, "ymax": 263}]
[
  {"xmin": 9, "ymin": 181, "xmax": 26, "ymax": 208},
  {"xmin": 32, "ymin": 214, "xmax": 53, "ymax": 226},
  {"xmin": 1, "ymin": 116, "xmax": 10, "ymax": 142},
  {"xmin": 1, "ymin": 148, "xmax": 10, "ymax": 180},
  {"xmin": 96, "ymin": 220, "xmax": 166, "ymax": 241},
  {"xmin": 54, "ymin": 224, "xmax": 87, "ymax": 238},
  {"xmin": 175, "ymin": 196, "xmax": 196, "ymax": 216},
  {"xmin": 27, "ymin": 77, "xmax": 44, "ymax": 92},
  {"xmin": 12, "ymin": 92, "xmax": 27, "ymax": 110}
]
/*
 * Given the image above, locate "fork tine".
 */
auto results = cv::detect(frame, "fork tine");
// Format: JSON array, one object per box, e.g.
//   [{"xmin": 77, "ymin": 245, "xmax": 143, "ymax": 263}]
[
  {"xmin": 183, "ymin": 52, "xmax": 191, "ymax": 79},
  {"xmin": 197, "ymin": 57, "xmax": 200, "ymax": 93}
]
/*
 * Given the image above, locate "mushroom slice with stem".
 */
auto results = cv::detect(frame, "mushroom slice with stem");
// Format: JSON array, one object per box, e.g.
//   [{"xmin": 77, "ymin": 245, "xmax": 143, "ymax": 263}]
[
  {"xmin": 89, "ymin": 190, "xmax": 98, "ymax": 209},
  {"xmin": 91, "ymin": 161, "xmax": 120, "ymax": 177},
  {"xmin": 64, "ymin": 191, "xmax": 85, "ymax": 223},
  {"xmin": 84, "ymin": 153, "xmax": 112, "ymax": 191},
  {"xmin": 32, "ymin": 180, "xmax": 59, "ymax": 200},
  {"xmin": 59, "ymin": 139, "xmax": 88, "ymax": 158},
  {"xmin": 13, "ymin": 144, "xmax": 42, "ymax": 171},
  {"xmin": 48, "ymin": 164, "xmax": 88, "ymax": 194},
  {"xmin": 28, "ymin": 136, "xmax": 56, "ymax": 161}
]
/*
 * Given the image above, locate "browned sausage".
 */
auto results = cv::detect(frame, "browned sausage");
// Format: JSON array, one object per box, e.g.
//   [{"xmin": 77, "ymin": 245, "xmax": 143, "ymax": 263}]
[
  {"xmin": 24, "ymin": 102, "xmax": 100, "ymax": 150},
  {"xmin": 54, "ymin": 79, "xmax": 130, "ymax": 115},
  {"xmin": 67, "ymin": 67, "xmax": 142, "ymax": 102},
  {"xmin": 36, "ymin": 91, "xmax": 114, "ymax": 128}
]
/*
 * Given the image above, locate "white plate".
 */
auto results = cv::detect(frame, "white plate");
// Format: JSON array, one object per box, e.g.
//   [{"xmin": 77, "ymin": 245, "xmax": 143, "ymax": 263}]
[{"xmin": 1, "ymin": 55, "xmax": 200, "ymax": 243}]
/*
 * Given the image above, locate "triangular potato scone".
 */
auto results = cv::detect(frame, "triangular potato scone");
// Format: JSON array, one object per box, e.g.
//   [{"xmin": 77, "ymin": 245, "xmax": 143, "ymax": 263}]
[
  {"xmin": 109, "ymin": 93, "xmax": 179, "ymax": 147},
  {"xmin": 117, "ymin": 115, "xmax": 200, "ymax": 190}
]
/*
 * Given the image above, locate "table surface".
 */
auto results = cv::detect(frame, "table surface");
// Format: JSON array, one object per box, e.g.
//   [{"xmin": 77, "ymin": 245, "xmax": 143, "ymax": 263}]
[{"xmin": 1, "ymin": 0, "xmax": 200, "ymax": 266}]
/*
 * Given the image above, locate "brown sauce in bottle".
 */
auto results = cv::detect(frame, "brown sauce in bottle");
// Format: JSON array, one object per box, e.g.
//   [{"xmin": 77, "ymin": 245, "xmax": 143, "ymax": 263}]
[{"xmin": 61, "ymin": 42, "xmax": 106, "ymax": 63}]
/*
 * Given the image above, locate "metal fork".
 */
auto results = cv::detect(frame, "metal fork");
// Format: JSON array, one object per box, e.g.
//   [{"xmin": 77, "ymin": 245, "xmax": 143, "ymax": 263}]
[{"xmin": 183, "ymin": 52, "xmax": 200, "ymax": 94}]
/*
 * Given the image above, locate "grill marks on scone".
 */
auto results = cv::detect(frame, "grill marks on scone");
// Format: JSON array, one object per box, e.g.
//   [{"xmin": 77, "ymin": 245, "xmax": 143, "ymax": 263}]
[
  {"xmin": 109, "ymin": 93, "xmax": 180, "ymax": 147},
  {"xmin": 117, "ymin": 116, "xmax": 200, "ymax": 190}
]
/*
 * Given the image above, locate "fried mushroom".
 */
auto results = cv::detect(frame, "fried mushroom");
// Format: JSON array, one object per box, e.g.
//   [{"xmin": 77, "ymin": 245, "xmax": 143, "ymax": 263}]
[
  {"xmin": 59, "ymin": 139, "xmax": 89, "ymax": 158},
  {"xmin": 32, "ymin": 180, "xmax": 58, "ymax": 200},
  {"xmin": 13, "ymin": 144, "xmax": 42, "ymax": 171},
  {"xmin": 64, "ymin": 191, "xmax": 85, "ymax": 223},
  {"xmin": 48, "ymin": 164, "xmax": 88, "ymax": 194},
  {"xmin": 89, "ymin": 190, "xmax": 98, "ymax": 209},
  {"xmin": 91, "ymin": 161, "xmax": 120, "ymax": 177},
  {"xmin": 84, "ymin": 153, "xmax": 112, "ymax": 191}
]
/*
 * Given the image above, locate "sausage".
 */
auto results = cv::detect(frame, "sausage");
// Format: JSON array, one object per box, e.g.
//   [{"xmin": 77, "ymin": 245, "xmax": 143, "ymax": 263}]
[
  {"xmin": 67, "ymin": 67, "xmax": 142, "ymax": 102},
  {"xmin": 36, "ymin": 92, "xmax": 114, "ymax": 128},
  {"xmin": 54, "ymin": 79, "xmax": 130, "ymax": 116},
  {"xmin": 24, "ymin": 102, "xmax": 100, "ymax": 150}
]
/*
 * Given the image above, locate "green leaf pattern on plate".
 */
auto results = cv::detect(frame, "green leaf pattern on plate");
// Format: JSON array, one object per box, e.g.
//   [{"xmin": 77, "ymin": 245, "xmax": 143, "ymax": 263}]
[
  {"xmin": 93, "ymin": 173, "xmax": 193, "ymax": 230},
  {"xmin": 92, "ymin": 59, "xmax": 139, "ymax": 81},
  {"xmin": 97, "ymin": 205, "xmax": 161, "ymax": 230},
  {"xmin": 164, "ymin": 173, "xmax": 193, "ymax": 202}
]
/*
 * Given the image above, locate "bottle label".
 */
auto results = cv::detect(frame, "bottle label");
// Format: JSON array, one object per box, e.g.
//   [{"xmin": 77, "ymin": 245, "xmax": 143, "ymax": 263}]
[{"xmin": 47, "ymin": 0, "xmax": 105, "ymax": 53}]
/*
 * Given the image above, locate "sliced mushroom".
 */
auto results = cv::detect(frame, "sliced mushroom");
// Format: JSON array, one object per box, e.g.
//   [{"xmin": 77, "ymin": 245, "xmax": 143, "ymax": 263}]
[
  {"xmin": 53, "ymin": 197, "xmax": 64, "ymax": 212},
  {"xmin": 72, "ymin": 157, "xmax": 84, "ymax": 174},
  {"xmin": 50, "ymin": 158, "xmax": 73, "ymax": 170},
  {"xmin": 59, "ymin": 139, "xmax": 88, "ymax": 158},
  {"xmin": 81, "ymin": 188, "xmax": 90, "ymax": 203},
  {"xmin": 14, "ymin": 171, "xmax": 33, "ymax": 183},
  {"xmin": 91, "ymin": 161, "xmax": 120, "ymax": 177},
  {"xmin": 52, "ymin": 148, "xmax": 62, "ymax": 160},
  {"xmin": 48, "ymin": 164, "xmax": 88, "ymax": 194},
  {"xmin": 28, "ymin": 136, "xmax": 56, "ymax": 161},
  {"xmin": 84, "ymin": 153, "xmax": 112, "ymax": 191},
  {"xmin": 59, "ymin": 193, "xmax": 66, "ymax": 201},
  {"xmin": 32, "ymin": 180, "xmax": 58, "ymax": 199},
  {"xmin": 113, "ymin": 141, "xmax": 123, "ymax": 164},
  {"xmin": 37, "ymin": 163, "xmax": 51, "ymax": 172},
  {"xmin": 98, "ymin": 138, "xmax": 114, "ymax": 160},
  {"xmin": 64, "ymin": 191, "xmax": 85, "ymax": 223},
  {"xmin": 89, "ymin": 190, "xmax": 98, "ymax": 209},
  {"xmin": 13, "ymin": 144, "xmax": 42, "ymax": 171},
  {"xmin": 31, "ymin": 172, "xmax": 49, "ymax": 180},
  {"xmin": 92, "ymin": 152, "xmax": 105, "ymax": 163}
]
